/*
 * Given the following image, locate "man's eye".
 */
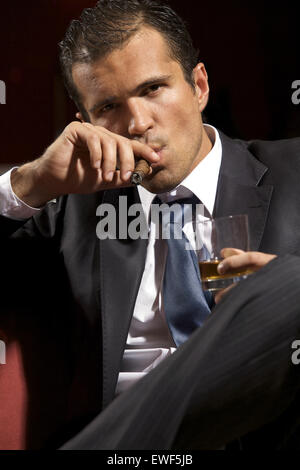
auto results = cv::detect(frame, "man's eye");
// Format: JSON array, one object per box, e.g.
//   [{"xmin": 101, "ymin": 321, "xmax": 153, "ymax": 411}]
[
  {"xmin": 100, "ymin": 103, "xmax": 116, "ymax": 113},
  {"xmin": 145, "ymin": 84, "xmax": 161, "ymax": 94}
]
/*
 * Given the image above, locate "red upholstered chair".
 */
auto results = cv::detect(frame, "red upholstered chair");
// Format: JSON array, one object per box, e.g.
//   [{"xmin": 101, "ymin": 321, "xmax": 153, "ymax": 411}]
[{"xmin": 0, "ymin": 333, "xmax": 28, "ymax": 450}]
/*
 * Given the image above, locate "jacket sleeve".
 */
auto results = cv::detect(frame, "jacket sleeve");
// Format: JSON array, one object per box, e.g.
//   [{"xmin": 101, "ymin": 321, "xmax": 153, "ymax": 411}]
[
  {"xmin": 0, "ymin": 196, "xmax": 68, "ymax": 312},
  {"xmin": 0, "ymin": 195, "xmax": 67, "ymax": 240}
]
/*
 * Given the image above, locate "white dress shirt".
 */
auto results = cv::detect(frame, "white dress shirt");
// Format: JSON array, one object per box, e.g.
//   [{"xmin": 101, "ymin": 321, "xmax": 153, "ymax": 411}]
[
  {"xmin": 117, "ymin": 125, "xmax": 222, "ymax": 394},
  {"xmin": 0, "ymin": 125, "xmax": 223, "ymax": 395}
]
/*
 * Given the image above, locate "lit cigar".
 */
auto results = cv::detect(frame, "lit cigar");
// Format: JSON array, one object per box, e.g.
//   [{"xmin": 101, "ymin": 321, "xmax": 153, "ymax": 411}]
[{"xmin": 131, "ymin": 159, "xmax": 151, "ymax": 185}]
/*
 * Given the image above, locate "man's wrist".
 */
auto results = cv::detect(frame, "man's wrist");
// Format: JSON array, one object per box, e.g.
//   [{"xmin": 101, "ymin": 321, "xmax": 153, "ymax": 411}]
[{"xmin": 10, "ymin": 163, "xmax": 54, "ymax": 208}]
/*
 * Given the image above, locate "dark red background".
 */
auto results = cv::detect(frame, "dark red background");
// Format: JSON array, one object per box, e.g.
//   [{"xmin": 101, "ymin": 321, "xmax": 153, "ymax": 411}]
[{"xmin": 1, "ymin": 1, "xmax": 300, "ymax": 166}]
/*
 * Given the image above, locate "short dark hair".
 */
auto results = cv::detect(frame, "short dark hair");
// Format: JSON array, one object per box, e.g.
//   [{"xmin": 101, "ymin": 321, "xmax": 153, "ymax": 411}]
[{"xmin": 59, "ymin": 0, "xmax": 199, "ymax": 115}]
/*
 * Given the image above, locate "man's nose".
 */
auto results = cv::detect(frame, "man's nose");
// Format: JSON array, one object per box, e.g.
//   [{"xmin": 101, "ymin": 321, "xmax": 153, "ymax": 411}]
[{"xmin": 127, "ymin": 98, "xmax": 154, "ymax": 137}]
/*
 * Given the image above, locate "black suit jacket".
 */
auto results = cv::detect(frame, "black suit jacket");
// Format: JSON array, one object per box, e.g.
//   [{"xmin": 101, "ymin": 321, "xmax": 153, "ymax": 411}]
[{"xmin": 1, "ymin": 131, "xmax": 300, "ymax": 447}]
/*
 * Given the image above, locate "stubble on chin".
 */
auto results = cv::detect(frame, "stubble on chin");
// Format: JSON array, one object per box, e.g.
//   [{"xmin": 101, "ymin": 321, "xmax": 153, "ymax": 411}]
[{"xmin": 142, "ymin": 166, "xmax": 184, "ymax": 194}]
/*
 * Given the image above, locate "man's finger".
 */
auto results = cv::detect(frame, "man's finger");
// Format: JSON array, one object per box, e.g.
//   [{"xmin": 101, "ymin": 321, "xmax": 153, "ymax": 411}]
[
  {"xmin": 218, "ymin": 252, "xmax": 277, "ymax": 274},
  {"xmin": 131, "ymin": 140, "xmax": 160, "ymax": 163},
  {"xmin": 220, "ymin": 248, "xmax": 245, "ymax": 258},
  {"xmin": 84, "ymin": 123, "xmax": 161, "ymax": 164}
]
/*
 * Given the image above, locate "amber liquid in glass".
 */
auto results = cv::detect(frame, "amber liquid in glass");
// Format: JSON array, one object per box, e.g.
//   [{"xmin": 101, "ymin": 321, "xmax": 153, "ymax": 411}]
[{"xmin": 199, "ymin": 259, "xmax": 253, "ymax": 281}]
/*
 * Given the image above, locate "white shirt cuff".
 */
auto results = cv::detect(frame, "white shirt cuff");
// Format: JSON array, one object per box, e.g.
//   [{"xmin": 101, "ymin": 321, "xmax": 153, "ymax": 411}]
[{"xmin": 0, "ymin": 167, "xmax": 43, "ymax": 220}]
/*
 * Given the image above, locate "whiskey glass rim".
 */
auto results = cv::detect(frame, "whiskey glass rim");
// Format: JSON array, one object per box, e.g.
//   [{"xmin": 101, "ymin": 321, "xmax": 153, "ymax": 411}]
[{"xmin": 196, "ymin": 213, "xmax": 248, "ymax": 225}]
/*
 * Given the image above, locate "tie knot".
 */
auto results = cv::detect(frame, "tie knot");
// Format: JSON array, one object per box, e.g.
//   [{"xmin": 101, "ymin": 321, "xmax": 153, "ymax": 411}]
[
  {"xmin": 153, "ymin": 194, "xmax": 200, "ymax": 206},
  {"xmin": 152, "ymin": 194, "xmax": 201, "ymax": 230}
]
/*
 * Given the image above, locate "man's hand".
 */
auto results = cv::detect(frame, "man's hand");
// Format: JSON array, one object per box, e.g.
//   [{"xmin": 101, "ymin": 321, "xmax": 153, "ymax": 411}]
[
  {"xmin": 214, "ymin": 248, "xmax": 277, "ymax": 304},
  {"xmin": 11, "ymin": 122, "xmax": 160, "ymax": 208}
]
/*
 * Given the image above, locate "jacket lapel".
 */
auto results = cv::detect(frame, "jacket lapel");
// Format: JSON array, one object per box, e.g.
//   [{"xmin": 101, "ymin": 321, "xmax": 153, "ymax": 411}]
[
  {"xmin": 214, "ymin": 132, "xmax": 274, "ymax": 250},
  {"xmin": 99, "ymin": 187, "xmax": 148, "ymax": 408}
]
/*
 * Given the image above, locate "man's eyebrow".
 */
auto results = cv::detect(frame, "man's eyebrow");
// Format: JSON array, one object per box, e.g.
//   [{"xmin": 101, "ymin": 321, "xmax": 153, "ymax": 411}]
[
  {"xmin": 89, "ymin": 75, "xmax": 172, "ymax": 114},
  {"xmin": 134, "ymin": 75, "xmax": 172, "ymax": 93}
]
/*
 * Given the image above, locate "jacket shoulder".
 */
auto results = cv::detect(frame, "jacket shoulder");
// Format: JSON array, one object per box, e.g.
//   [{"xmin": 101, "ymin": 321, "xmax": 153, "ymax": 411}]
[{"xmin": 245, "ymin": 136, "xmax": 300, "ymax": 167}]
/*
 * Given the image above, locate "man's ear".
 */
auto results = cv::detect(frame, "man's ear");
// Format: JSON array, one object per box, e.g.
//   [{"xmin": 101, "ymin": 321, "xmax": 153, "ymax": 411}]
[
  {"xmin": 193, "ymin": 63, "xmax": 209, "ymax": 112},
  {"xmin": 76, "ymin": 112, "xmax": 84, "ymax": 122}
]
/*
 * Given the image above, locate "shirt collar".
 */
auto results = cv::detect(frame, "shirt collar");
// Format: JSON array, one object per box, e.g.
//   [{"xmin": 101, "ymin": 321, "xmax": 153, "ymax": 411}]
[{"xmin": 138, "ymin": 124, "xmax": 222, "ymax": 219}]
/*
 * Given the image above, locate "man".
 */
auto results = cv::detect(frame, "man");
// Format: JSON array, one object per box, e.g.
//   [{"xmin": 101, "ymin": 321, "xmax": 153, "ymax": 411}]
[{"xmin": 1, "ymin": 0, "xmax": 300, "ymax": 450}]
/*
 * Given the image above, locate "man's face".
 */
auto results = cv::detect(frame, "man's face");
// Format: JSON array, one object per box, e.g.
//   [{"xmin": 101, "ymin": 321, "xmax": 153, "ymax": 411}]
[{"xmin": 72, "ymin": 27, "xmax": 210, "ymax": 193}]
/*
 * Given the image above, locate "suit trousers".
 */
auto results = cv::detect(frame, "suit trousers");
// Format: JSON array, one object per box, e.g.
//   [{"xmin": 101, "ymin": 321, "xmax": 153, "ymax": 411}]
[{"xmin": 61, "ymin": 254, "xmax": 300, "ymax": 450}]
